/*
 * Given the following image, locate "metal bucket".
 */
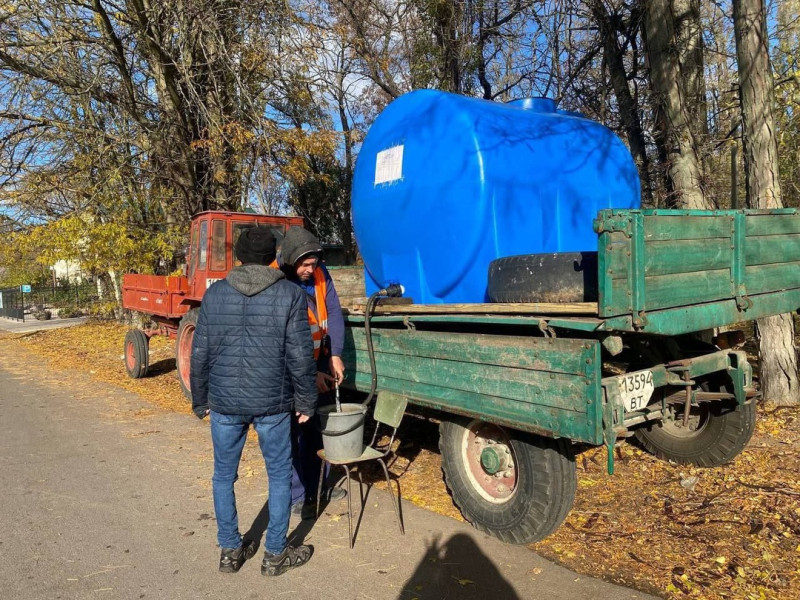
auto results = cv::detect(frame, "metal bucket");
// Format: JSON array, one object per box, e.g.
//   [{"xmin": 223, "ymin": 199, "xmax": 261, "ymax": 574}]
[{"xmin": 319, "ymin": 403, "xmax": 367, "ymax": 461}]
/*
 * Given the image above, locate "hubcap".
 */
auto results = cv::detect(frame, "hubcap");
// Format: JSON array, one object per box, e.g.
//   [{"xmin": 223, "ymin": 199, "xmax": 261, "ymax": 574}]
[
  {"xmin": 662, "ymin": 403, "xmax": 709, "ymax": 438},
  {"xmin": 461, "ymin": 421, "xmax": 518, "ymax": 504},
  {"xmin": 125, "ymin": 341, "xmax": 136, "ymax": 370},
  {"xmin": 480, "ymin": 447, "xmax": 502, "ymax": 474}
]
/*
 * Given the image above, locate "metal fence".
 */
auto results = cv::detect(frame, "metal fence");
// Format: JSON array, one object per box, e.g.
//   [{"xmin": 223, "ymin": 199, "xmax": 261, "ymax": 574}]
[{"xmin": 0, "ymin": 282, "xmax": 99, "ymax": 322}]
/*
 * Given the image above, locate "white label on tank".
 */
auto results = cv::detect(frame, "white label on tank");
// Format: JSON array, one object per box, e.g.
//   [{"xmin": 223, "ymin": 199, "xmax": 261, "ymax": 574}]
[{"xmin": 375, "ymin": 145, "xmax": 404, "ymax": 185}]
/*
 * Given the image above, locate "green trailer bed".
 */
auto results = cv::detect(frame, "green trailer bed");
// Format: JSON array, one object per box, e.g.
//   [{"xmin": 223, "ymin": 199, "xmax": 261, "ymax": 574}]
[
  {"xmin": 595, "ymin": 208, "xmax": 800, "ymax": 333},
  {"xmin": 341, "ymin": 209, "xmax": 797, "ymax": 438},
  {"xmin": 338, "ymin": 209, "xmax": 797, "ymax": 545}
]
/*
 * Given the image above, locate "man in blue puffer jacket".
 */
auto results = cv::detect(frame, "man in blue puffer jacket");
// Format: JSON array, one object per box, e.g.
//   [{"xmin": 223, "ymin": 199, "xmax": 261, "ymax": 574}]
[{"xmin": 190, "ymin": 227, "xmax": 317, "ymax": 577}]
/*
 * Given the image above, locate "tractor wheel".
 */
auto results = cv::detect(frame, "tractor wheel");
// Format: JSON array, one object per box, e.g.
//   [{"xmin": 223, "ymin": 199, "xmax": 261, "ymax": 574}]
[
  {"xmin": 634, "ymin": 396, "xmax": 756, "ymax": 467},
  {"xmin": 439, "ymin": 417, "xmax": 576, "ymax": 544},
  {"xmin": 123, "ymin": 329, "xmax": 149, "ymax": 379},
  {"xmin": 176, "ymin": 309, "xmax": 199, "ymax": 401}
]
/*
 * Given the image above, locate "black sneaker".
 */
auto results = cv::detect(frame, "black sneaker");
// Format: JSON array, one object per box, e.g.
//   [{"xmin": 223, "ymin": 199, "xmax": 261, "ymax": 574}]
[
  {"xmin": 218, "ymin": 538, "xmax": 258, "ymax": 573},
  {"xmin": 261, "ymin": 545, "xmax": 314, "ymax": 576}
]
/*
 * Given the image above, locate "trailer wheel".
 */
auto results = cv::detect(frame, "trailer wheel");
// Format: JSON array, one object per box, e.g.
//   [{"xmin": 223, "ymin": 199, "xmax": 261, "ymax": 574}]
[
  {"xmin": 176, "ymin": 309, "xmax": 199, "ymax": 400},
  {"xmin": 439, "ymin": 417, "xmax": 576, "ymax": 544},
  {"xmin": 634, "ymin": 396, "xmax": 756, "ymax": 467},
  {"xmin": 123, "ymin": 329, "xmax": 149, "ymax": 379}
]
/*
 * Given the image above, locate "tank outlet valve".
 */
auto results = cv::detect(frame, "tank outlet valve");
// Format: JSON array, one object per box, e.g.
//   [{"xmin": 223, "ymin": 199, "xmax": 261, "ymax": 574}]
[{"xmin": 379, "ymin": 283, "xmax": 405, "ymax": 297}]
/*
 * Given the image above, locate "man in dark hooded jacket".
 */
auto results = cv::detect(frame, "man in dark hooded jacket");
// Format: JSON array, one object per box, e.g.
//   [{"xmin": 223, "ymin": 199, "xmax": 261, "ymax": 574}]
[{"xmin": 190, "ymin": 226, "xmax": 317, "ymax": 576}]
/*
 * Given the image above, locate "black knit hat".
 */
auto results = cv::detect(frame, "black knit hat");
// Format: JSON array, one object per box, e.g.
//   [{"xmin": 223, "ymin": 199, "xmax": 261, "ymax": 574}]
[
  {"xmin": 235, "ymin": 227, "xmax": 276, "ymax": 265},
  {"xmin": 281, "ymin": 226, "xmax": 323, "ymax": 266}
]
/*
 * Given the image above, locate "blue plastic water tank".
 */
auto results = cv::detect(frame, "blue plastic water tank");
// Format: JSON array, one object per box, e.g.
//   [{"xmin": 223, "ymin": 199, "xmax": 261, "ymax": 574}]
[{"xmin": 352, "ymin": 89, "xmax": 640, "ymax": 303}]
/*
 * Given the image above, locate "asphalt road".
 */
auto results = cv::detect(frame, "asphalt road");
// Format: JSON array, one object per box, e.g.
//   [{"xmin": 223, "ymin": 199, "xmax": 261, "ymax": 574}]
[
  {"xmin": 0, "ymin": 315, "xmax": 89, "ymax": 335},
  {"xmin": 0, "ymin": 341, "xmax": 660, "ymax": 600}
]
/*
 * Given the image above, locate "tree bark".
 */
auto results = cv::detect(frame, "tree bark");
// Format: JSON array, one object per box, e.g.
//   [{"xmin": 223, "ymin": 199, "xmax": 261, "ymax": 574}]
[
  {"xmin": 643, "ymin": 0, "xmax": 707, "ymax": 209},
  {"xmin": 733, "ymin": 0, "xmax": 783, "ymax": 208},
  {"xmin": 589, "ymin": 0, "xmax": 653, "ymax": 205},
  {"xmin": 673, "ymin": 0, "xmax": 708, "ymax": 141},
  {"xmin": 733, "ymin": 0, "xmax": 799, "ymax": 406}
]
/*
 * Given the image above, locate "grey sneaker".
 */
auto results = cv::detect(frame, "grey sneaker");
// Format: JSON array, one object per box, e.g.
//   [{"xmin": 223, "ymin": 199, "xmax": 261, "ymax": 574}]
[
  {"xmin": 326, "ymin": 487, "xmax": 347, "ymax": 502},
  {"xmin": 219, "ymin": 538, "xmax": 258, "ymax": 573},
  {"xmin": 261, "ymin": 545, "xmax": 314, "ymax": 576}
]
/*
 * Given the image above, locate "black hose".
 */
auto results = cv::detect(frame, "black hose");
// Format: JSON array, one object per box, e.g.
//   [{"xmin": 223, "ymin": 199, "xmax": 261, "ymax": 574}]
[{"xmin": 362, "ymin": 283, "xmax": 403, "ymax": 408}]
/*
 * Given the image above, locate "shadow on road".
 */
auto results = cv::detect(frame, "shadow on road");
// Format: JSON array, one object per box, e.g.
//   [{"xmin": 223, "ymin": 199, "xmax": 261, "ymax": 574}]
[
  {"xmin": 146, "ymin": 358, "xmax": 177, "ymax": 377},
  {"xmin": 243, "ymin": 497, "xmax": 323, "ymax": 549},
  {"xmin": 398, "ymin": 532, "xmax": 520, "ymax": 600}
]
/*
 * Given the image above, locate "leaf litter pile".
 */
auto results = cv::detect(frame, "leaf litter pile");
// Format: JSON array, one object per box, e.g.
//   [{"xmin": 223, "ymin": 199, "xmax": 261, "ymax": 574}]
[{"xmin": 7, "ymin": 320, "xmax": 800, "ymax": 599}]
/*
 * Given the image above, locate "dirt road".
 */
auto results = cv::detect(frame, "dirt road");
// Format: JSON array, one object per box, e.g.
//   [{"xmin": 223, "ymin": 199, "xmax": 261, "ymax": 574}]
[{"xmin": 0, "ymin": 340, "xmax": 657, "ymax": 600}]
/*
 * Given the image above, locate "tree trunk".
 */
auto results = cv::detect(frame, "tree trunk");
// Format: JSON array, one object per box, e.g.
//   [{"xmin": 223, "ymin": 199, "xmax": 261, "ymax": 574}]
[
  {"xmin": 673, "ymin": 0, "xmax": 708, "ymax": 141},
  {"xmin": 733, "ymin": 0, "xmax": 799, "ymax": 406},
  {"xmin": 733, "ymin": 0, "xmax": 783, "ymax": 207},
  {"xmin": 430, "ymin": 0, "xmax": 463, "ymax": 93},
  {"xmin": 107, "ymin": 270, "xmax": 122, "ymax": 304},
  {"xmin": 643, "ymin": 0, "xmax": 707, "ymax": 209},
  {"xmin": 756, "ymin": 315, "xmax": 800, "ymax": 406},
  {"xmin": 335, "ymin": 63, "xmax": 356, "ymax": 264},
  {"xmin": 589, "ymin": 0, "xmax": 653, "ymax": 205}
]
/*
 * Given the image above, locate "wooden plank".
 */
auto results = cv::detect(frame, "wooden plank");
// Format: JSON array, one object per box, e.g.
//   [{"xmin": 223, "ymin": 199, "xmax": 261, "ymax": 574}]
[
  {"xmin": 745, "ymin": 262, "xmax": 800, "ymax": 295},
  {"xmin": 343, "ymin": 348, "xmax": 590, "ymax": 411},
  {"xmin": 344, "ymin": 371, "xmax": 602, "ymax": 444},
  {"xmin": 600, "ymin": 278, "xmax": 631, "ymax": 317},
  {"xmin": 601, "ymin": 288, "xmax": 800, "ymax": 335},
  {"xmin": 345, "ymin": 301, "xmax": 598, "ymax": 315},
  {"xmin": 603, "ymin": 237, "xmax": 631, "ymax": 280},
  {"xmin": 746, "ymin": 213, "xmax": 800, "ymax": 237},
  {"xmin": 328, "ymin": 266, "xmax": 367, "ymax": 306},
  {"xmin": 341, "ymin": 330, "xmax": 603, "ymax": 443},
  {"xmin": 606, "ymin": 238, "xmax": 731, "ymax": 279},
  {"xmin": 643, "ymin": 215, "xmax": 732, "ymax": 241},
  {"xmin": 598, "ymin": 231, "xmax": 627, "ymax": 317},
  {"xmin": 343, "ymin": 297, "xmax": 414, "ymax": 311},
  {"xmin": 608, "ymin": 268, "xmax": 732, "ymax": 313},
  {"xmin": 346, "ymin": 328, "xmax": 596, "ymax": 376},
  {"xmin": 645, "ymin": 269, "xmax": 732, "ymax": 310},
  {"xmin": 745, "ymin": 234, "xmax": 800, "ymax": 267},
  {"xmin": 344, "ymin": 313, "xmax": 605, "ymax": 333}
]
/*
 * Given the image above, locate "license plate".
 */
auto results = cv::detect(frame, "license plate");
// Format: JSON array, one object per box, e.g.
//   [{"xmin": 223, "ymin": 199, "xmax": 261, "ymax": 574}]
[{"xmin": 618, "ymin": 370, "xmax": 655, "ymax": 412}]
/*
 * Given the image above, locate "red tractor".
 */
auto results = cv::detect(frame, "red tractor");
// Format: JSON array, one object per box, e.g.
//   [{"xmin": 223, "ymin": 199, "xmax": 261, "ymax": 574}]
[{"xmin": 122, "ymin": 211, "xmax": 304, "ymax": 398}]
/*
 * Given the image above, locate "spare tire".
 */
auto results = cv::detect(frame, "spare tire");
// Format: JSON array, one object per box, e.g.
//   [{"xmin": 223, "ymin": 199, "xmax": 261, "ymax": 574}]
[{"xmin": 488, "ymin": 252, "xmax": 598, "ymax": 303}]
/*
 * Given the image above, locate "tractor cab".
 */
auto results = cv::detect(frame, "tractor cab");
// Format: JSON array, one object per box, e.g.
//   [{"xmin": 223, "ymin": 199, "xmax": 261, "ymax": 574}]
[
  {"xmin": 122, "ymin": 210, "xmax": 306, "ymax": 398},
  {"xmin": 186, "ymin": 211, "xmax": 305, "ymax": 301}
]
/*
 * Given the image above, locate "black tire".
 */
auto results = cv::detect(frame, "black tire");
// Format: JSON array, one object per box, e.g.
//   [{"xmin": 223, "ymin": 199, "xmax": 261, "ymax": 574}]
[
  {"xmin": 176, "ymin": 308, "xmax": 199, "ymax": 401},
  {"xmin": 124, "ymin": 329, "xmax": 149, "ymax": 379},
  {"xmin": 634, "ymin": 399, "xmax": 756, "ymax": 467},
  {"xmin": 439, "ymin": 417, "xmax": 576, "ymax": 544},
  {"xmin": 487, "ymin": 252, "xmax": 598, "ymax": 303}
]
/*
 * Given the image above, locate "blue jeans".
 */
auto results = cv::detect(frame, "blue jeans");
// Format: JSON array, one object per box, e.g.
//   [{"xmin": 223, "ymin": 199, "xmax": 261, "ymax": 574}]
[{"xmin": 210, "ymin": 411, "xmax": 292, "ymax": 555}]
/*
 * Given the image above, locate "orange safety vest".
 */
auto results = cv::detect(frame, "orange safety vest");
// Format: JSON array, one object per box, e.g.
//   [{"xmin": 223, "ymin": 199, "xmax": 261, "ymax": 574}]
[
  {"xmin": 307, "ymin": 267, "xmax": 328, "ymax": 360},
  {"xmin": 271, "ymin": 261, "xmax": 328, "ymax": 360}
]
